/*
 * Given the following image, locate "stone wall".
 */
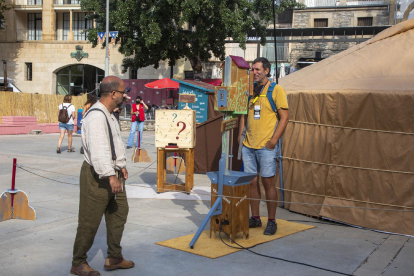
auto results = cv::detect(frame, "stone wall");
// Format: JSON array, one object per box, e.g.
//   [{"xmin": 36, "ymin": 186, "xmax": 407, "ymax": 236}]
[
  {"xmin": 119, "ymin": 118, "xmax": 155, "ymax": 132},
  {"xmin": 290, "ymin": 7, "xmax": 389, "ymax": 67}
]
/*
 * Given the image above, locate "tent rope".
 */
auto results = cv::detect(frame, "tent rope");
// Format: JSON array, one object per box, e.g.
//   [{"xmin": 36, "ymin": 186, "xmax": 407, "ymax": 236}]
[
  {"xmin": 283, "ymin": 157, "xmax": 414, "ymax": 175},
  {"xmin": 15, "ymin": 163, "xmax": 414, "ymax": 212},
  {"xmin": 275, "ymin": 187, "xmax": 414, "ymax": 210},
  {"xmin": 290, "ymin": 120, "xmax": 414, "ymax": 135}
]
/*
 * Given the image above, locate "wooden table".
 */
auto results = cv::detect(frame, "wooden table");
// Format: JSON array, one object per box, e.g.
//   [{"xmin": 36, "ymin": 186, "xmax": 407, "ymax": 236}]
[{"xmin": 157, "ymin": 148, "xmax": 194, "ymax": 194}]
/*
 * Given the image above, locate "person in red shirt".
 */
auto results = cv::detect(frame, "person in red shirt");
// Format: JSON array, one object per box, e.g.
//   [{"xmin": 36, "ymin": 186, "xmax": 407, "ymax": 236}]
[{"xmin": 126, "ymin": 96, "xmax": 148, "ymax": 149}]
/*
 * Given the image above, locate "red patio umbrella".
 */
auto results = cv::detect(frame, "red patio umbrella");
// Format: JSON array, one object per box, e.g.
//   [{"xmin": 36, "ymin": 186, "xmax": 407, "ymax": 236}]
[
  {"xmin": 144, "ymin": 78, "xmax": 179, "ymax": 90},
  {"xmin": 144, "ymin": 78, "xmax": 179, "ymax": 109}
]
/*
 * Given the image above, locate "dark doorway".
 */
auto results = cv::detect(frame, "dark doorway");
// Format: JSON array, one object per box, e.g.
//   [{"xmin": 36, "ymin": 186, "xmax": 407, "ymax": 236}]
[{"xmin": 56, "ymin": 64, "xmax": 104, "ymax": 96}]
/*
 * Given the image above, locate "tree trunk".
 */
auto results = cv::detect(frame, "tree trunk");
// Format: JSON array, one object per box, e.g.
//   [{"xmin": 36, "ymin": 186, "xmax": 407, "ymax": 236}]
[{"xmin": 189, "ymin": 56, "xmax": 203, "ymax": 81}]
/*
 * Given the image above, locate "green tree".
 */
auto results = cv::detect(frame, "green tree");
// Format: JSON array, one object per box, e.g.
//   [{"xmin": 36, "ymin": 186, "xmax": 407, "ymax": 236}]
[
  {"xmin": 81, "ymin": 0, "xmax": 304, "ymax": 79},
  {"xmin": 0, "ymin": 0, "xmax": 13, "ymax": 29}
]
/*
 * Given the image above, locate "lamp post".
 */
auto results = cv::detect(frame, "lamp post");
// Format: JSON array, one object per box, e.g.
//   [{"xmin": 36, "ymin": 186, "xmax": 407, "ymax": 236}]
[
  {"xmin": 2, "ymin": 60, "xmax": 7, "ymax": 91},
  {"xmin": 105, "ymin": 0, "xmax": 109, "ymax": 77},
  {"xmin": 272, "ymin": 0, "xmax": 279, "ymax": 84}
]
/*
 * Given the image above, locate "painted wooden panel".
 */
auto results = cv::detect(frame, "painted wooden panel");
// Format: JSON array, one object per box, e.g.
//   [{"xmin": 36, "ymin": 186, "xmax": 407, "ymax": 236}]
[
  {"xmin": 155, "ymin": 109, "xmax": 196, "ymax": 148},
  {"xmin": 214, "ymin": 58, "xmax": 252, "ymax": 114},
  {"xmin": 178, "ymin": 85, "xmax": 208, "ymax": 123}
]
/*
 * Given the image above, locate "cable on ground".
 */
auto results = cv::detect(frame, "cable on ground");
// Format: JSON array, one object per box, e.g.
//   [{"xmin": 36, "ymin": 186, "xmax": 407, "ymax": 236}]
[{"xmin": 218, "ymin": 222, "xmax": 353, "ymax": 276}]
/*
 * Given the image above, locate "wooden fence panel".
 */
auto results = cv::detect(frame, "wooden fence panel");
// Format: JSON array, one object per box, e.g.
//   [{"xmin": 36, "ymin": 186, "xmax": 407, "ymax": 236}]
[{"xmin": 0, "ymin": 92, "xmax": 87, "ymax": 124}]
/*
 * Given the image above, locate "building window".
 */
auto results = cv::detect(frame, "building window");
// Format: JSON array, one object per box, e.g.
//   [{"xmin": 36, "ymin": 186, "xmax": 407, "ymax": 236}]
[
  {"xmin": 26, "ymin": 63, "xmax": 33, "ymax": 81},
  {"xmin": 0, "ymin": 18, "xmax": 5, "ymax": 30},
  {"xmin": 358, "ymin": 17, "xmax": 373, "ymax": 27},
  {"xmin": 63, "ymin": 13, "xmax": 70, "ymax": 40},
  {"xmin": 62, "ymin": 13, "xmax": 93, "ymax": 41},
  {"xmin": 130, "ymin": 69, "xmax": 138, "ymax": 79},
  {"xmin": 57, "ymin": 0, "xmax": 81, "ymax": 4},
  {"xmin": 73, "ymin": 13, "xmax": 93, "ymax": 40},
  {"xmin": 28, "ymin": 0, "xmax": 43, "ymax": 4},
  {"xmin": 314, "ymin": 18, "xmax": 328, "ymax": 28},
  {"xmin": 27, "ymin": 13, "xmax": 42, "ymax": 40}
]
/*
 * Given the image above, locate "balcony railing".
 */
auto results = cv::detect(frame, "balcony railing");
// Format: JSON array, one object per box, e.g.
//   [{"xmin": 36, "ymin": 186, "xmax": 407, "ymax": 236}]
[
  {"xmin": 304, "ymin": 0, "xmax": 339, "ymax": 7},
  {"xmin": 346, "ymin": 0, "xmax": 384, "ymax": 5},
  {"xmin": 54, "ymin": 0, "xmax": 80, "ymax": 4}
]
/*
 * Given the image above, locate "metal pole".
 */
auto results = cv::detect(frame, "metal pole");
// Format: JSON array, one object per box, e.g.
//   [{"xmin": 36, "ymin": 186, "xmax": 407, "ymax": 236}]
[
  {"xmin": 11, "ymin": 158, "xmax": 17, "ymax": 208},
  {"xmin": 3, "ymin": 60, "xmax": 7, "ymax": 91},
  {"xmin": 272, "ymin": 0, "xmax": 279, "ymax": 84},
  {"xmin": 105, "ymin": 0, "xmax": 109, "ymax": 77}
]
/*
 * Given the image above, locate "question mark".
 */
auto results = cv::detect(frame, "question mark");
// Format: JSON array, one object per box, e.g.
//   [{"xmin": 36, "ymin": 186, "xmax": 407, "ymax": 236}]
[
  {"xmin": 172, "ymin": 113, "xmax": 177, "ymax": 122},
  {"xmin": 176, "ymin": 121, "xmax": 186, "ymax": 140}
]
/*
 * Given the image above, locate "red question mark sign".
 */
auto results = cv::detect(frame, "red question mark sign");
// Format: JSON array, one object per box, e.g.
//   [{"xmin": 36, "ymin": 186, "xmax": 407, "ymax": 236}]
[{"xmin": 176, "ymin": 121, "xmax": 186, "ymax": 140}]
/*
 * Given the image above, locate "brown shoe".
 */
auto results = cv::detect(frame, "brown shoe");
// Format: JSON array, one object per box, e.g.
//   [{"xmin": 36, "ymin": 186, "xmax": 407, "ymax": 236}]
[
  {"xmin": 104, "ymin": 257, "xmax": 135, "ymax": 270},
  {"xmin": 70, "ymin": 262, "xmax": 100, "ymax": 276}
]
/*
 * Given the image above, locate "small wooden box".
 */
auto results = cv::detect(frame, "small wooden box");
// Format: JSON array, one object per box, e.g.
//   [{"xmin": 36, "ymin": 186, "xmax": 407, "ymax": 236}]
[
  {"xmin": 210, "ymin": 183, "xmax": 250, "ymax": 241},
  {"xmin": 155, "ymin": 109, "xmax": 196, "ymax": 148}
]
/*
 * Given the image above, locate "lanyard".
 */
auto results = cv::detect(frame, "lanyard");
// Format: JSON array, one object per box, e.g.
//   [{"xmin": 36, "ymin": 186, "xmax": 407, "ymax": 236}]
[{"xmin": 252, "ymin": 81, "xmax": 270, "ymax": 104}]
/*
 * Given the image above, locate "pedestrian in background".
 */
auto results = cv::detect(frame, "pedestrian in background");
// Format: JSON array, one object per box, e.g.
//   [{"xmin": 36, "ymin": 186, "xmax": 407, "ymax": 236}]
[
  {"xmin": 71, "ymin": 76, "xmax": 134, "ymax": 275},
  {"xmin": 82, "ymin": 93, "xmax": 97, "ymax": 117},
  {"xmin": 126, "ymin": 96, "xmax": 148, "ymax": 149},
  {"xmin": 57, "ymin": 95, "xmax": 76, "ymax": 153},
  {"xmin": 80, "ymin": 93, "xmax": 98, "ymax": 154}
]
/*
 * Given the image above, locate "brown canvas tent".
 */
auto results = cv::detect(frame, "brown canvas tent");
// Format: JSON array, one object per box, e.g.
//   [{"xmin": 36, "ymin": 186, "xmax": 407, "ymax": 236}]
[{"xmin": 278, "ymin": 19, "xmax": 414, "ymax": 235}]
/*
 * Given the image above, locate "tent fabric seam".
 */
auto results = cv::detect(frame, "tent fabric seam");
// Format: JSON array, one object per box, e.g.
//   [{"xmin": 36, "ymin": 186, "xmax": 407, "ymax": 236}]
[
  {"xmin": 283, "ymin": 157, "xmax": 414, "ymax": 175},
  {"xmin": 277, "ymin": 187, "xmax": 414, "ymax": 210},
  {"xmin": 290, "ymin": 120, "xmax": 414, "ymax": 135}
]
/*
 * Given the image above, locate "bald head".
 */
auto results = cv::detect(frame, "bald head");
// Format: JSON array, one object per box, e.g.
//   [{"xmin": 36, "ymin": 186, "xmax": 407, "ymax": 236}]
[{"xmin": 100, "ymin": 76, "xmax": 123, "ymax": 97}]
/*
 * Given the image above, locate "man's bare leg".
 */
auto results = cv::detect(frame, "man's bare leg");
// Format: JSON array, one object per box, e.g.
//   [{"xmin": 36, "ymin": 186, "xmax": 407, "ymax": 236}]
[
  {"xmin": 250, "ymin": 176, "xmax": 262, "ymax": 217},
  {"xmin": 262, "ymin": 176, "xmax": 277, "ymax": 220}
]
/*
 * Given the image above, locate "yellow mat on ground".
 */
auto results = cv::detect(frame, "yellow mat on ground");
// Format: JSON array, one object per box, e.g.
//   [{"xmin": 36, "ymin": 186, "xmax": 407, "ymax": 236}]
[{"xmin": 156, "ymin": 218, "xmax": 315, "ymax": 259}]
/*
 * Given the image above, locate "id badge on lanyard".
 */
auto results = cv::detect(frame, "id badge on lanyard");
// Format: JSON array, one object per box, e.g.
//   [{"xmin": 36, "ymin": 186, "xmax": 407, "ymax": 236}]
[{"xmin": 254, "ymin": 104, "xmax": 261, "ymax": 120}]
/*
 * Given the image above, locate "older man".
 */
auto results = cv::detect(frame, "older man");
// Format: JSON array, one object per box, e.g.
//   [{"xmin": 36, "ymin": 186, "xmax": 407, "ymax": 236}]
[
  {"xmin": 71, "ymin": 76, "xmax": 134, "ymax": 276},
  {"xmin": 239, "ymin": 57, "xmax": 289, "ymax": 236}
]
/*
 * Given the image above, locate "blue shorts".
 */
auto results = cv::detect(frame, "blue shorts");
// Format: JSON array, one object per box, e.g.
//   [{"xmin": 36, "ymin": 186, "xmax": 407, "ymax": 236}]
[
  {"xmin": 242, "ymin": 145, "xmax": 279, "ymax": 178},
  {"xmin": 59, "ymin": 123, "xmax": 74, "ymax": 131}
]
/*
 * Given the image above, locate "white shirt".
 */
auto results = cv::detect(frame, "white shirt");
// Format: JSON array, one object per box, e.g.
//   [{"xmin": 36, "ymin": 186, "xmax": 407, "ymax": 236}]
[
  {"xmin": 59, "ymin": 103, "xmax": 76, "ymax": 125},
  {"xmin": 81, "ymin": 101, "xmax": 127, "ymax": 178}
]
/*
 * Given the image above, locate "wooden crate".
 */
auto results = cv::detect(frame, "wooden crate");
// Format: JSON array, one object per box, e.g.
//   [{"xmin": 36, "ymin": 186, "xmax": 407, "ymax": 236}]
[
  {"xmin": 155, "ymin": 109, "xmax": 196, "ymax": 148},
  {"xmin": 210, "ymin": 183, "xmax": 250, "ymax": 242}
]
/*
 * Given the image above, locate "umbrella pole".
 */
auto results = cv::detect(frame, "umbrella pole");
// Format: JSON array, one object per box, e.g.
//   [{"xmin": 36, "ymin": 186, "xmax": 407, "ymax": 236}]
[{"xmin": 165, "ymin": 90, "xmax": 167, "ymax": 109}]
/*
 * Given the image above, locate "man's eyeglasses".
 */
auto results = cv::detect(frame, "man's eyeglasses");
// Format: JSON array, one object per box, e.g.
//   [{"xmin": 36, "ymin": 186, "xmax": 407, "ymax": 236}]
[{"xmin": 113, "ymin": 90, "xmax": 127, "ymax": 95}]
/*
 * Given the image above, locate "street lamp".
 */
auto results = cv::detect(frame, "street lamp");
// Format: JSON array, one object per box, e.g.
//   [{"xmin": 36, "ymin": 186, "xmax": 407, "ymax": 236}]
[{"xmin": 2, "ymin": 60, "xmax": 7, "ymax": 91}]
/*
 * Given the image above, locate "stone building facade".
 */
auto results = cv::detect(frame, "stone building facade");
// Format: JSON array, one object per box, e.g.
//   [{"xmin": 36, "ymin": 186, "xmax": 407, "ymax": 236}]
[
  {"xmin": 289, "ymin": 1, "xmax": 392, "ymax": 67},
  {"xmin": 0, "ymin": 0, "xmax": 193, "ymax": 94}
]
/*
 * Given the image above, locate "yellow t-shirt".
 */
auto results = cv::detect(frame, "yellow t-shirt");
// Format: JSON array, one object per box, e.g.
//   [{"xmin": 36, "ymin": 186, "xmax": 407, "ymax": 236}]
[{"xmin": 243, "ymin": 82, "xmax": 289, "ymax": 149}]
